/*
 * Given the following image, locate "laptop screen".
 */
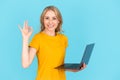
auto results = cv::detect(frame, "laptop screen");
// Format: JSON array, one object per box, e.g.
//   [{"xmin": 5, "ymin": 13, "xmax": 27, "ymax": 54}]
[{"xmin": 81, "ymin": 43, "xmax": 95, "ymax": 65}]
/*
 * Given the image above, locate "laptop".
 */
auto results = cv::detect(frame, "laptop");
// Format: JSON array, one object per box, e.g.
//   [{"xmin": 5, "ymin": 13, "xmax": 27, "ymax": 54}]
[{"xmin": 55, "ymin": 43, "xmax": 95, "ymax": 70}]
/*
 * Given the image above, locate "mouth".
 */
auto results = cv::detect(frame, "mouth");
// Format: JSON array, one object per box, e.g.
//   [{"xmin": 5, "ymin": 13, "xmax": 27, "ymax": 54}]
[{"xmin": 47, "ymin": 25, "xmax": 54, "ymax": 28}]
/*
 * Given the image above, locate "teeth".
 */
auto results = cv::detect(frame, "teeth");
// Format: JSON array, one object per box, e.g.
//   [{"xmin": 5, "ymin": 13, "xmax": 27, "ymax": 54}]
[{"xmin": 48, "ymin": 25, "xmax": 54, "ymax": 28}]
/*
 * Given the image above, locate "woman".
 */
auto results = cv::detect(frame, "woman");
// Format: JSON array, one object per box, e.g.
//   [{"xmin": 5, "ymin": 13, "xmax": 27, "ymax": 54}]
[{"xmin": 18, "ymin": 6, "xmax": 86, "ymax": 80}]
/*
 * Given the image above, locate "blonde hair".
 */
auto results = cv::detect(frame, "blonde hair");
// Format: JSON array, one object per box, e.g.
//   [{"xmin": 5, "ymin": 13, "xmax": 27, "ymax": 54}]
[{"xmin": 40, "ymin": 6, "xmax": 63, "ymax": 33}]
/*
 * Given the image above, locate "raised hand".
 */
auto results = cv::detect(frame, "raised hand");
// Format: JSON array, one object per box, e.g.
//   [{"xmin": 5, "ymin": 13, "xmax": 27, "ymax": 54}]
[{"xmin": 18, "ymin": 21, "xmax": 33, "ymax": 39}]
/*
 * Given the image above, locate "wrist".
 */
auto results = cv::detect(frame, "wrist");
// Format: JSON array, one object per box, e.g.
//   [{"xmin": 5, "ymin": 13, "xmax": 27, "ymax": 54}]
[{"xmin": 23, "ymin": 38, "xmax": 29, "ymax": 42}]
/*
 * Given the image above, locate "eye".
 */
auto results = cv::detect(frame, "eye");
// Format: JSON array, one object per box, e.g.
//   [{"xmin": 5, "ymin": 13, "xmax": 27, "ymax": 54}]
[
  {"xmin": 44, "ymin": 17, "xmax": 49, "ymax": 20},
  {"xmin": 53, "ymin": 17, "xmax": 57, "ymax": 20}
]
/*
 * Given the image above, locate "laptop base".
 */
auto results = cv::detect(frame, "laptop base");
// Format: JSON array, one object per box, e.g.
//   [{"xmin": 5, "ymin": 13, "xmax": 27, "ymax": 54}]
[{"xmin": 55, "ymin": 63, "xmax": 83, "ymax": 70}]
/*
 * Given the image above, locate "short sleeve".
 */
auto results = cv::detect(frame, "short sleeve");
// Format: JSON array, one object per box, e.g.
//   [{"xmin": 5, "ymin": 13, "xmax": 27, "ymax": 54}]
[
  {"xmin": 64, "ymin": 35, "xmax": 68, "ymax": 48},
  {"xmin": 29, "ymin": 34, "xmax": 40, "ymax": 52}
]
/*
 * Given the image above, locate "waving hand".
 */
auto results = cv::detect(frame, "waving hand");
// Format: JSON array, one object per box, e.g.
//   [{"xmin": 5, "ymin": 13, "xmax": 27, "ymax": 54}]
[{"xmin": 18, "ymin": 21, "xmax": 33, "ymax": 39}]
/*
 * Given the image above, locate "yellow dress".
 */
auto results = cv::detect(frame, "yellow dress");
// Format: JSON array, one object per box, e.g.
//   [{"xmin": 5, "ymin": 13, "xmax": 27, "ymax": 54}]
[{"xmin": 29, "ymin": 32, "xmax": 68, "ymax": 80}]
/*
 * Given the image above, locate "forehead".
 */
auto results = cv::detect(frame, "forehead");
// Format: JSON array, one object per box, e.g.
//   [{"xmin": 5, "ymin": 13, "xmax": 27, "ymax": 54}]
[{"xmin": 44, "ymin": 10, "xmax": 56, "ymax": 17}]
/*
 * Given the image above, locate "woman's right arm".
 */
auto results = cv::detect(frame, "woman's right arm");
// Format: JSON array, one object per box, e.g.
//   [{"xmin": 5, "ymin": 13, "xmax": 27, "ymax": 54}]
[{"xmin": 18, "ymin": 21, "xmax": 36, "ymax": 68}]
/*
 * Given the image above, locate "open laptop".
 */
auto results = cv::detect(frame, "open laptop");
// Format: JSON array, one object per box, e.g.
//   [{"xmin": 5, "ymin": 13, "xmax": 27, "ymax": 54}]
[{"xmin": 55, "ymin": 43, "xmax": 95, "ymax": 70}]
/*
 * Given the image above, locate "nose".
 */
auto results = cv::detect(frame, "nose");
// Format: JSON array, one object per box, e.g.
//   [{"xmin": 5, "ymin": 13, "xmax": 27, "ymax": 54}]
[{"xmin": 48, "ymin": 19, "xmax": 53, "ymax": 24}]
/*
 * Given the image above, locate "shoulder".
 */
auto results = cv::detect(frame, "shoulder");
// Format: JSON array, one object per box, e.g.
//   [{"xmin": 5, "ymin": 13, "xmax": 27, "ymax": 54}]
[
  {"xmin": 58, "ymin": 33, "xmax": 68, "ymax": 47},
  {"xmin": 58, "ymin": 33, "xmax": 68, "ymax": 41},
  {"xmin": 31, "ymin": 33, "xmax": 42, "ymax": 41},
  {"xmin": 33, "ymin": 32, "xmax": 42, "ymax": 38}
]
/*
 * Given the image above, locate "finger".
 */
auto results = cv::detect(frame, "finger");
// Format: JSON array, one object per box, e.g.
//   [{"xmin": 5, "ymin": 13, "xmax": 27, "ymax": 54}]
[
  {"xmin": 81, "ymin": 67, "xmax": 84, "ymax": 70},
  {"xmin": 29, "ymin": 26, "xmax": 33, "ymax": 31},
  {"xmin": 23, "ymin": 21, "xmax": 28, "ymax": 29},
  {"xmin": 28, "ymin": 27, "xmax": 33, "ymax": 36},
  {"xmin": 82, "ymin": 63, "xmax": 85, "ymax": 67},
  {"xmin": 28, "ymin": 29, "xmax": 33, "ymax": 36},
  {"xmin": 25, "ymin": 20, "xmax": 28, "ymax": 29},
  {"xmin": 23, "ymin": 21, "xmax": 26, "ymax": 29},
  {"xmin": 18, "ymin": 25, "xmax": 22, "ymax": 32},
  {"xmin": 81, "ymin": 66, "xmax": 84, "ymax": 69},
  {"xmin": 83, "ymin": 63, "xmax": 86, "ymax": 68}
]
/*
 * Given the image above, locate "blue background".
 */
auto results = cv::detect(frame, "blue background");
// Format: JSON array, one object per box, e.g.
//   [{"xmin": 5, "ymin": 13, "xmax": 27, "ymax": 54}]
[{"xmin": 0, "ymin": 0, "xmax": 120, "ymax": 80}]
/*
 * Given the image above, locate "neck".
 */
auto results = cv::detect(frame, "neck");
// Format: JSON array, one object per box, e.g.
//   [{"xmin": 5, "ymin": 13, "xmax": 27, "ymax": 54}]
[{"xmin": 43, "ymin": 30, "xmax": 56, "ymax": 36}]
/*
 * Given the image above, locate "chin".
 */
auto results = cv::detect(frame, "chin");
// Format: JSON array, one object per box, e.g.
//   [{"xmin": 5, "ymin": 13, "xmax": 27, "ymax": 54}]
[{"xmin": 47, "ymin": 27, "xmax": 56, "ymax": 32}]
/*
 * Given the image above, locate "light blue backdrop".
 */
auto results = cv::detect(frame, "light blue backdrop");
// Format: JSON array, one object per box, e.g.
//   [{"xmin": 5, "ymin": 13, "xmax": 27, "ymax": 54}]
[{"xmin": 0, "ymin": 0, "xmax": 120, "ymax": 80}]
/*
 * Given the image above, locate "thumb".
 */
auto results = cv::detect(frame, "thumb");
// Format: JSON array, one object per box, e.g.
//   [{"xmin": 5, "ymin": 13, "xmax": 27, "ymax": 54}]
[{"xmin": 18, "ymin": 25, "xmax": 22, "ymax": 32}]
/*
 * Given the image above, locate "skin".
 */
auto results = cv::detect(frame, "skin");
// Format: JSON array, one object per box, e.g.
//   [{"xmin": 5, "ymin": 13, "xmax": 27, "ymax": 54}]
[
  {"xmin": 18, "ymin": 21, "xmax": 35, "ymax": 68},
  {"xmin": 18, "ymin": 10, "xmax": 86, "ymax": 72},
  {"xmin": 65, "ymin": 63, "xmax": 86, "ymax": 72},
  {"xmin": 42, "ymin": 10, "xmax": 59, "ymax": 36}
]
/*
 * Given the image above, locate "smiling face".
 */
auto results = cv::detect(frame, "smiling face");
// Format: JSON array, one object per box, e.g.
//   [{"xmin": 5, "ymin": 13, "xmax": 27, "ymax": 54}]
[
  {"xmin": 40, "ymin": 6, "xmax": 63, "ymax": 33},
  {"xmin": 43, "ymin": 10, "xmax": 59, "ymax": 32}
]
